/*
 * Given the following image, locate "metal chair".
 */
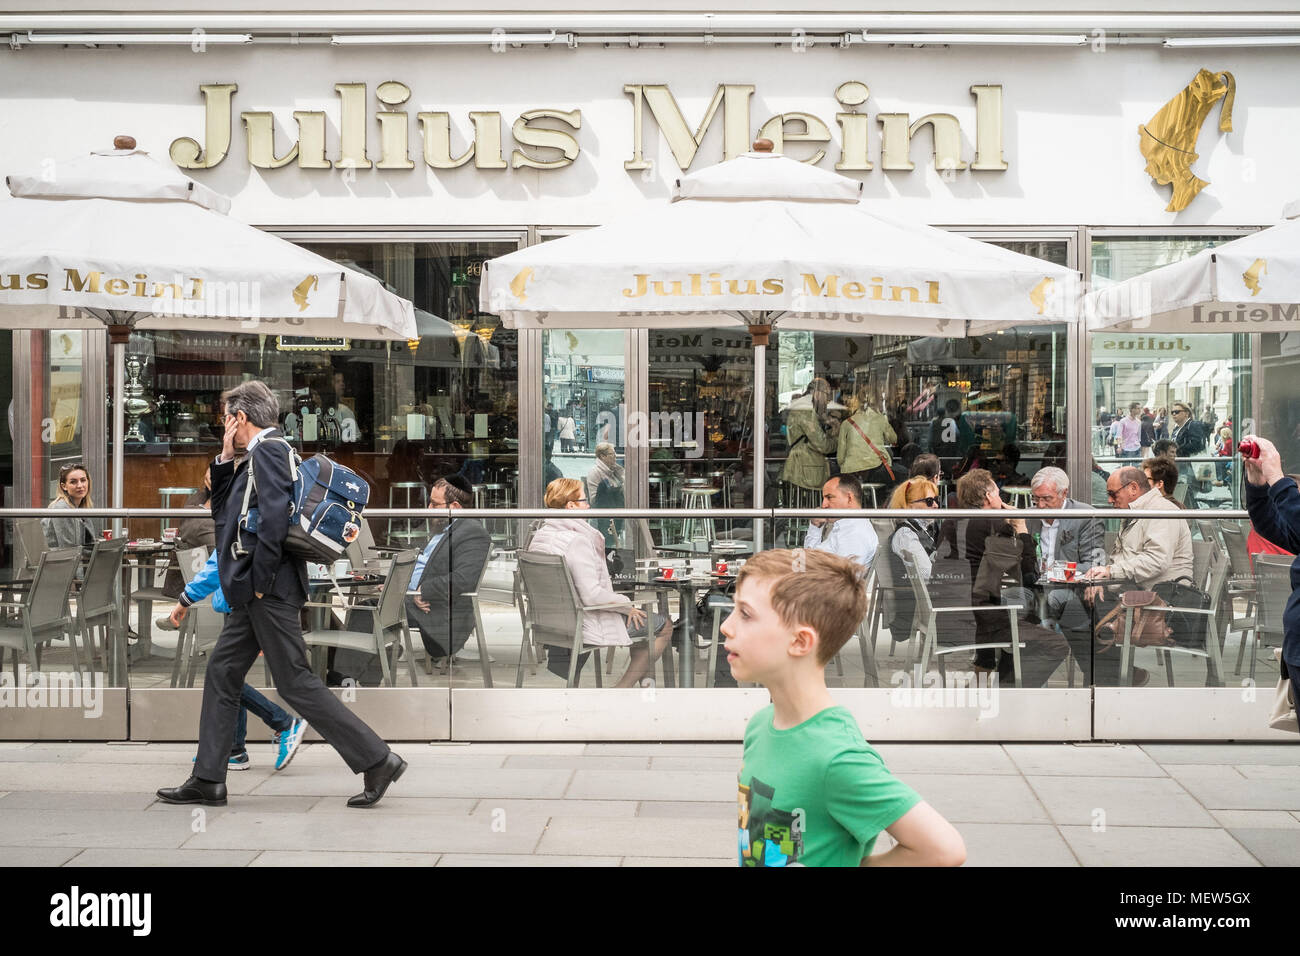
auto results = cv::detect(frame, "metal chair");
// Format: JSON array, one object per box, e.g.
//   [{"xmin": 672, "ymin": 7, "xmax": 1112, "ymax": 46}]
[
  {"xmin": 73, "ymin": 537, "xmax": 126, "ymax": 679},
  {"xmin": 0, "ymin": 547, "xmax": 80, "ymax": 682},
  {"xmin": 1218, "ymin": 524, "xmax": 1259, "ymax": 676},
  {"xmin": 168, "ymin": 547, "xmax": 228, "ymax": 688},
  {"xmin": 902, "ymin": 550, "xmax": 1025, "ymax": 687},
  {"xmin": 304, "ymin": 549, "xmax": 419, "ymax": 687},
  {"xmin": 1252, "ymin": 554, "xmax": 1293, "ymax": 683},
  {"xmin": 15, "ymin": 518, "xmax": 47, "ymax": 572},
  {"xmin": 1117, "ymin": 546, "xmax": 1229, "ymax": 687},
  {"xmin": 514, "ymin": 550, "xmax": 659, "ymax": 688}
]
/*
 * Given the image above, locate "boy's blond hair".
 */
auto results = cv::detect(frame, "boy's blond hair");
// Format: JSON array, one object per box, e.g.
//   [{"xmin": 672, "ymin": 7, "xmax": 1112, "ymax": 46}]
[{"xmin": 734, "ymin": 548, "xmax": 869, "ymax": 665}]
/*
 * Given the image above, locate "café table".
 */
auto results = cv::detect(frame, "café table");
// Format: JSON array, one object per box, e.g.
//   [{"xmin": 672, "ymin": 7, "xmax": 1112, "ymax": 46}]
[
  {"xmin": 635, "ymin": 564, "xmax": 737, "ymax": 688},
  {"xmin": 1029, "ymin": 570, "xmax": 1135, "ymax": 687}
]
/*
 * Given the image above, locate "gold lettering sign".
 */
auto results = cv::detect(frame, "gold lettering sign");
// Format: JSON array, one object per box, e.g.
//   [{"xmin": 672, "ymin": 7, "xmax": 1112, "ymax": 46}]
[
  {"xmin": 619, "ymin": 272, "xmax": 941, "ymax": 304},
  {"xmin": 169, "ymin": 79, "xmax": 1007, "ymax": 179}
]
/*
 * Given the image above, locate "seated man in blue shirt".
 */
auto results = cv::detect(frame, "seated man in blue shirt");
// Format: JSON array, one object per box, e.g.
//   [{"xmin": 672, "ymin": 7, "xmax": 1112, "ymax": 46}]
[
  {"xmin": 803, "ymin": 474, "xmax": 878, "ymax": 568},
  {"xmin": 405, "ymin": 474, "xmax": 492, "ymax": 663}
]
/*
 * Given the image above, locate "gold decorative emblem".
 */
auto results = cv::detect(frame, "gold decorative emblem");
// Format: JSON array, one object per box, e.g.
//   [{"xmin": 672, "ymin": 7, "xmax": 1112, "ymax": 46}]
[
  {"xmin": 1243, "ymin": 258, "xmax": 1267, "ymax": 296},
  {"xmin": 509, "ymin": 267, "xmax": 535, "ymax": 302},
  {"xmin": 292, "ymin": 275, "xmax": 319, "ymax": 312},
  {"xmin": 1139, "ymin": 69, "xmax": 1236, "ymax": 213},
  {"xmin": 1029, "ymin": 277, "xmax": 1054, "ymax": 315}
]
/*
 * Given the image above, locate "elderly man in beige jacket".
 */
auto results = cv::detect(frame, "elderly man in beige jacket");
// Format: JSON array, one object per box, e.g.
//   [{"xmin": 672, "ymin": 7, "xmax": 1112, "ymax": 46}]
[{"xmin": 1080, "ymin": 465, "xmax": 1193, "ymax": 685}]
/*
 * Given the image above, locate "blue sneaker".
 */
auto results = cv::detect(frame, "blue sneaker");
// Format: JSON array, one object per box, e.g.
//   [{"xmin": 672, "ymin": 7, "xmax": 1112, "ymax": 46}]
[
  {"xmin": 274, "ymin": 718, "xmax": 308, "ymax": 771},
  {"xmin": 192, "ymin": 752, "xmax": 250, "ymax": 771}
]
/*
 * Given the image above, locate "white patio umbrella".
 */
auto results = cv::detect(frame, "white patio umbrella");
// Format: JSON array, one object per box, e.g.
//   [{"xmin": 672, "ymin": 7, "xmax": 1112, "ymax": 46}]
[
  {"xmin": 481, "ymin": 141, "xmax": 1078, "ymax": 507},
  {"xmin": 1085, "ymin": 216, "xmax": 1300, "ymax": 333},
  {"xmin": 0, "ymin": 136, "xmax": 417, "ymax": 510}
]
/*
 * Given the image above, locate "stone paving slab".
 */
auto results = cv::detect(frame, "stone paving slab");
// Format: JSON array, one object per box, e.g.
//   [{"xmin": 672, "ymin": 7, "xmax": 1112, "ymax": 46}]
[
  {"xmin": 636, "ymin": 800, "xmax": 732, "ymax": 819},
  {"xmin": 501, "ymin": 754, "xmax": 651, "ymax": 770},
  {"xmin": 535, "ymin": 815, "xmax": 731, "ymax": 858},
  {"xmin": 623, "ymin": 856, "xmax": 732, "ymax": 866},
  {"xmin": 871, "ymin": 744, "xmax": 1019, "ymax": 775},
  {"xmin": 436, "ymin": 853, "xmax": 622, "ymax": 866},
  {"xmin": 251, "ymin": 851, "xmax": 443, "ymax": 866},
  {"xmin": 947, "ymin": 822, "xmax": 1080, "ymax": 867},
  {"xmin": 0, "ymin": 809, "xmax": 192, "ymax": 849},
  {"xmin": 1226, "ymin": 828, "xmax": 1300, "ymax": 866},
  {"xmin": 566, "ymin": 769, "xmax": 738, "ymax": 801},
  {"xmin": 1164, "ymin": 765, "xmax": 1300, "ymax": 810},
  {"xmin": 1059, "ymin": 826, "xmax": 1260, "ymax": 866},
  {"xmin": 181, "ymin": 810, "xmax": 547, "ymax": 855},
  {"xmin": 899, "ymin": 773, "xmax": 1052, "ymax": 824},
  {"xmin": 1141, "ymin": 744, "xmax": 1300, "ymax": 766},
  {"xmin": 0, "ymin": 791, "xmax": 158, "ymax": 811},
  {"xmin": 0, "ymin": 847, "xmax": 83, "ymax": 866},
  {"xmin": 1004, "ymin": 744, "xmax": 1167, "ymax": 777},
  {"xmin": 251, "ymin": 765, "xmax": 574, "ymax": 800},
  {"xmin": 1026, "ymin": 776, "xmax": 1217, "ymax": 828},
  {"xmin": 0, "ymin": 762, "xmax": 268, "ymax": 795},
  {"xmin": 63, "ymin": 849, "xmax": 261, "ymax": 867},
  {"xmin": 1209, "ymin": 810, "xmax": 1300, "ymax": 829}
]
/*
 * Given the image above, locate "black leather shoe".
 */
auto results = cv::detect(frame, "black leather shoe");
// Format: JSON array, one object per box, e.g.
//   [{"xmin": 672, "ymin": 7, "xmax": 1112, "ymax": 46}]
[
  {"xmin": 156, "ymin": 775, "xmax": 227, "ymax": 807},
  {"xmin": 347, "ymin": 751, "xmax": 406, "ymax": 808}
]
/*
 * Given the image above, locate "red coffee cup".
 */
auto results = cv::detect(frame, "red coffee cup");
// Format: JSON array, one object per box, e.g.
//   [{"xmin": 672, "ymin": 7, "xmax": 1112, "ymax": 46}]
[
  {"xmin": 1065, "ymin": 562, "xmax": 1077, "ymax": 582},
  {"xmin": 716, "ymin": 560, "xmax": 728, "ymax": 575},
  {"xmin": 102, "ymin": 529, "xmax": 113, "ymax": 540},
  {"xmin": 1239, "ymin": 438, "xmax": 1260, "ymax": 459},
  {"xmin": 660, "ymin": 566, "xmax": 674, "ymax": 580}
]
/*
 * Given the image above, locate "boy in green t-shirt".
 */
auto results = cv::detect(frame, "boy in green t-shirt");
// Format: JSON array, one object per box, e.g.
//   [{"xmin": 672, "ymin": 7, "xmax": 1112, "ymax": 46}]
[{"xmin": 724, "ymin": 548, "xmax": 965, "ymax": 867}]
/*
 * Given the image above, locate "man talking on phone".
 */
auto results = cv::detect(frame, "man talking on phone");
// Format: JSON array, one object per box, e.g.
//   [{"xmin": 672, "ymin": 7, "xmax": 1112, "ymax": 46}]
[{"xmin": 158, "ymin": 381, "xmax": 405, "ymax": 808}]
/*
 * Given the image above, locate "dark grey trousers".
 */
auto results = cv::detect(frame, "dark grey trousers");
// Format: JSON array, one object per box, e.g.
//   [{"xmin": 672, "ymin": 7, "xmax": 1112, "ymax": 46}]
[{"xmin": 194, "ymin": 595, "xmax": 389, "ymax": 782}]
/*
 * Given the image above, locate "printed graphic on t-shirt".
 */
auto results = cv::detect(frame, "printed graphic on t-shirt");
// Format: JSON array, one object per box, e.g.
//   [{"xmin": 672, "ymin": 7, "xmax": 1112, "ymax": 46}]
[{"xmin": 738, "ymin": 776, "xmax": 804, "ymax": 867}]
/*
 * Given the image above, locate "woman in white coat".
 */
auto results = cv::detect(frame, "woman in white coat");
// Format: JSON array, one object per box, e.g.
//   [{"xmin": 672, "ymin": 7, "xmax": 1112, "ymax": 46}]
[{"xmin": 528, "ymin": 478, "xmax": 674, "ymax": 687}]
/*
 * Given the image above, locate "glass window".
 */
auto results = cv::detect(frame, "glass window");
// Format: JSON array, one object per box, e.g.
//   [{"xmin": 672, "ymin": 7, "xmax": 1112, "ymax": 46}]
[
  {"xmin": 113, "ymin": 240, "xmax": 519, "ymax": 542},
  {"xmin": 1089, "ymin": 236, "xmax": 1250, "ymax": 507}
]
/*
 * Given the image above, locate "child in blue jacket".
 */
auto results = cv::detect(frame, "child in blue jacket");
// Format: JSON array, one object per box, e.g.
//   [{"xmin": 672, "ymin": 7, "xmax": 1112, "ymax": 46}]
[{"xmin": 162, "ymin": 550, "xmax": 309, "ymax": 772}]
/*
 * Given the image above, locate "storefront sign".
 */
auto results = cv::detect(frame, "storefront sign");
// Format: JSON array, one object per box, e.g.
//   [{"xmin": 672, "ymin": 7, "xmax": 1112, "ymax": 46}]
[
  {"xmin": 170, "ymin": 80, "xmax": 1006, "ymax": 178},
  {"xmin": 1139, "ymin": 69, "xmax": 1235, "ymax": 213}
]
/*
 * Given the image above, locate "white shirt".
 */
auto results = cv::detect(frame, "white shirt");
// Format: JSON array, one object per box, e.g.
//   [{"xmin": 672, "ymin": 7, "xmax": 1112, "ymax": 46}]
[
  {"xmin": 1039, "ymin": 519, "xmax": 1060, "ymax": 566},
  {"xmin": 804, "ymin": 517, "xmax": 878, "ymax": 568}
]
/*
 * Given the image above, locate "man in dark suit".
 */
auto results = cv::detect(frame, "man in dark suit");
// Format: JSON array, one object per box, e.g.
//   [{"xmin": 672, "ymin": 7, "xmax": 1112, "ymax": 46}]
[
  {"xmin": 158, "ymin": 381, "xmax": 404, "ymax": 809},
  {"xmin": 405, "ymin": 475, "xmax": 492, "ymax": 663},
  {"xmin": 1026, "ymin": 466, "xmax": 1105, "ymax": 682}
]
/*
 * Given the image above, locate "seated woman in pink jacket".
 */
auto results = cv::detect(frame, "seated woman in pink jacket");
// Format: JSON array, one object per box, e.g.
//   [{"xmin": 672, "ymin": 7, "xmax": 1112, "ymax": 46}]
[{"xmin": 528, "ymin": 478, "xmax": 675, "ymax": 687}]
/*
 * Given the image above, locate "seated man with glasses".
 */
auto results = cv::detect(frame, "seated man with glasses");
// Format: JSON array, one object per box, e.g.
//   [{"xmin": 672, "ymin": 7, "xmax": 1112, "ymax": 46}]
[
  {"xmin": 1027, "ymin": 466, "xmax": 1105, "ymax": 672},
  {"xmin": 1081, "ymin": 466, "xmax": 1194, "ymax": 686},
  {"xmin": 804, "ymin": 474, "xmax": 878, "ymax": 568}
]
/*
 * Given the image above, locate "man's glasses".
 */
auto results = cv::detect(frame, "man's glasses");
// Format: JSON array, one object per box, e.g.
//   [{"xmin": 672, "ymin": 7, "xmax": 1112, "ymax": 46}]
[
  {"xmin": 1030, "ymin": 494, "xmax": 1059, "ymax": 505},
  {"xmin": 1106, "ymin": 482, "xmax": 1135, "ymax": 501},
  {"xmin": 908, "ymin": 496, "xmax": 939, "ymax": 507}
]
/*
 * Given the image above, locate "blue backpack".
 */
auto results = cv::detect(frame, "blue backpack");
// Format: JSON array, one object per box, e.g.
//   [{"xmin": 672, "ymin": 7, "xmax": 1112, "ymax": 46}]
[{"xmin": 236, "ymin": 436, "xmax": 370, "ymax": 563}]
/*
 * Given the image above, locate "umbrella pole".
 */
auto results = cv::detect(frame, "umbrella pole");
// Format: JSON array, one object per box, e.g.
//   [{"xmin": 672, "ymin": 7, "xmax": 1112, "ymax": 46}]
[
  {"xmin": 109, "ymin": 324, "xmax": 128, "ymax": 535},
  {"xmin": 749, "ymin": 323, "xmax": 771, "ymax": 552}
]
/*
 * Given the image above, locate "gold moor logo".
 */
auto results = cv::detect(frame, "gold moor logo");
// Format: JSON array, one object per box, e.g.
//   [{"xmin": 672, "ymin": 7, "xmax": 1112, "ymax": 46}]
[
  {"xmin": 292, "ymin": 275, "xmax": 318, "ymax": 312},
  {"xmin": 1139, "ymin": 69, "xmax": 1236, "ymax": 213}
]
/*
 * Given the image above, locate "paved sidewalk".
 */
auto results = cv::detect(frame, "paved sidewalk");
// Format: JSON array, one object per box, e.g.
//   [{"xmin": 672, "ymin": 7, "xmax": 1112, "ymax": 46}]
[{"xmin": 0, "ymin": 741, "xmax": 1297, "ymax": 866}]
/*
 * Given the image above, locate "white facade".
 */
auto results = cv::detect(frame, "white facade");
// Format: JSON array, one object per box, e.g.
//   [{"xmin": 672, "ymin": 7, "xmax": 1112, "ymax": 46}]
[{"xmin": 0, "ymin": 36, "xmax": 1296, "ymax": 229}]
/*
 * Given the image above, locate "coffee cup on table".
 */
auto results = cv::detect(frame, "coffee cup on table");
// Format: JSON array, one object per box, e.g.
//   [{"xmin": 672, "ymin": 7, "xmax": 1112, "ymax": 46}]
[
  {"xmin": 1065, "ymin": 562, "xmax": 1077, "ymax": 581},
  {"xmin": 659, "ymin": 566, "xmax": 674, "ymax": 581}
]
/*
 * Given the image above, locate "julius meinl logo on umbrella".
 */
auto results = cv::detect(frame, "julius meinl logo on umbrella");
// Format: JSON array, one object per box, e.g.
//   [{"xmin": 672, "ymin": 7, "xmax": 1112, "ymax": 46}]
[{"xmin": 49, "ymin": 887, "xmax": 151, "ymax": 936}]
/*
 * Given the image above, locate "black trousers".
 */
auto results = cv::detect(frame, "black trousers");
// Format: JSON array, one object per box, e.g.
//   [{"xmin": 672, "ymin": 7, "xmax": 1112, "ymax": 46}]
[{"xmin": 194, "ymin": 595, "xmax": 389, "ymax": 782}]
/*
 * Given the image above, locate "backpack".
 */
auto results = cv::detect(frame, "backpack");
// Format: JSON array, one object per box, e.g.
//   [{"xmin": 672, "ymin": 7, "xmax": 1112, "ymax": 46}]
[{"xmin": 236, "ymin": 436, "xmax": 370, "ymax": 563}]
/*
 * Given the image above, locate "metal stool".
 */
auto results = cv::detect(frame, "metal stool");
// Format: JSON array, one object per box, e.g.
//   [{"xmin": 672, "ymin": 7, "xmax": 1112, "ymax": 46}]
[
  {"xmin": 649, "ymin": 473, "xmax": 677, "ymax": 540},
  {"xmin": 388, "ymin": 482, "xmax": 427, "ymax": 546},
  {"xmin": 707, "ymin": 470, "xmax": 732, "ymax": 536},
  {"xmin": 159, "ymin": 487, "xmax": 198, "ymax": 536},
  {"xmin": 474, "ymin": 482, "xmax": 512, "ymax": 547},
  {"xmin": 1004, "ymin": 486, "xmax": 1033, "ymax": 509},
  {"xmin": 679, "ymin": 483, "xmax": 719, "ymax": 549}
]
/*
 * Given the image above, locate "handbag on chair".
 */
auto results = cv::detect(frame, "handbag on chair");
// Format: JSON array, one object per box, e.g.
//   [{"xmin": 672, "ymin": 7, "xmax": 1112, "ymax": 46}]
[{"xmin": 1095, "ymin": 591, "xmax": 1176, "ymax": 649}]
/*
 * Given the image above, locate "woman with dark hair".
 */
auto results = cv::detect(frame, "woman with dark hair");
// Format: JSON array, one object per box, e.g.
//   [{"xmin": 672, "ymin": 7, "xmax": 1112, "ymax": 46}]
[{"xmin": 42, "ymin": 462, "xmax": 100, "ymax": 548}]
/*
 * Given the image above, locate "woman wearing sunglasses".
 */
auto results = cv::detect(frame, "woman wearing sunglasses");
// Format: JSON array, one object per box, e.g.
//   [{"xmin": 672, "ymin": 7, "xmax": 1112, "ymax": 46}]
[
  {"xmin": 42, "ymin": 462, "xmax": 100, "ymax": 549},
  {"xmin": 883, "ymin": 478, "xmax": 941, "ymax": 640}
]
